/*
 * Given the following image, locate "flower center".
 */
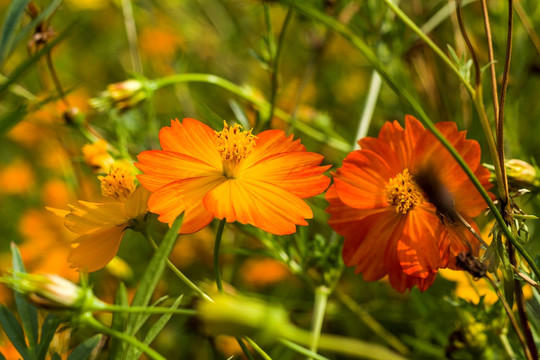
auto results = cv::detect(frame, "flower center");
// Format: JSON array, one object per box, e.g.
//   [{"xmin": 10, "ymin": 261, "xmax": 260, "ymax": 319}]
[
  {"xmin": 385, "ymin": 169, "xmax": 424, "ymax": 214},
  {"xmin": 215, "ymin": 121, "xmax": 257, "ymax": 178},
  {"xmin": 98, "ymin": 162, "xmax": 136, "ymax": 200}
]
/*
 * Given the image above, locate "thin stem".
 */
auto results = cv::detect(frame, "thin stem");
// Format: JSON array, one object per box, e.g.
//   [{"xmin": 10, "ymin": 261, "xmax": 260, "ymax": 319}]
[
  {"xmin": 485, "ymin": 275, "xmax": 533, "ymax": 360},
  {"xmin": 480, "ymin": 0, "xmax": 500, "ymax": 122},
  {"xmin": 382, "ymin": 0, "xmax": 475, "ymax": 96},
  {"xmin": 121, "ymin": 0, "xmax": 143, "ymax": 73},
  {"xmin": 497, "ymin": 0, "xmax": 513, "ymax": 207},
  {"xmin": 81, "ymin": 313, "xmax": 165, "ymax": 360},
  {"xmin": 266, "ymin": 7, "xmax": 293, "ymax": 129},
  {"xmin": 45, "ymin": 52, "xmax": 70, "ymax": 108},
  {"xmin": 214, "ymin": 219, "xmax": 227, "ymax": 293},
  {"xmin": 354, "ymin": 71, "xmax": 382, "ymax": 149},
  {"xmin": 308, "ymin": 286, "xmax": 330, "ymax": 359},
  {"xmin": 336, "ymin": 289, "xmax": 409, "ymax": 356},
  {"xmin": 280, "ymin": 339, "xmax": 330, "ymax": 360},
  {"xmin": 514, "ymin": 0, "xmax": 540, "ymax": 55},
  {"xmin": 236, "ymin": 337, "xmax": 256, "ymax": 360},
  {"xmin": 143, "ymin": 229, "xmax": 214, "ymax": 303},
  {"xmin": 455, "ymin": 0, "xmax": 481, "ymax": 88},
  {"xmin": 508, "ymin": 242, "xmax": 538, "ymax": 357},
  {"xmin": 91, "ymin": 304, "xmax": 197, "ymax": 316},
  {"xmin": 244, "ymin": 337, "xmax": 272, "ymax": 360}
]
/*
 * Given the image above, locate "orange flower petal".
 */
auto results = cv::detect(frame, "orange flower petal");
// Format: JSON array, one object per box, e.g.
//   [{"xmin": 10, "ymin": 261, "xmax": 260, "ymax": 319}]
[
  {"xmin": 158, "ymin": 118, "xmax": 222, "ymax": 169},
  {"xmin": 242, "ymin": 151, "xmax": 330, "ymax": 198},
  {"xmin": 68, "ymin": 226, "xmax": 125, "ymax": 272},
  {"xmin": 203, "ymin": 179, "xmax": 313, "ymax": 235},
  {"xmin": 397, "ymin": 208, "xmax": 443, "ymax": 278},
  {"xmin": 124, "ymin": 185, "xmax": 151, "ymax": 219},
  {"xmin": 148, "ymin": 175, "xmax": 225, "ymax": 233},
  {"xmin": 333, "ymin": 150, "xmax": 393, "ymax": 210},
  {"xmin": 241, "ymin": 130, "xmax": 305, "ymax": 169},
  {"xmin": 136, "ymin": 150, "xmax": 221, "ymax": 192}
]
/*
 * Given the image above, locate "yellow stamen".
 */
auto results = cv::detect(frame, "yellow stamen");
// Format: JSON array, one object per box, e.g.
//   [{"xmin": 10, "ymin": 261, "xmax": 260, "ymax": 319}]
[
  {"xmin": 215, "ymin": 121, "xmax": 257, "ymax": 162},
  {"xmin": 98, "ymin": 162, "xmax": 136, "ymax": 200},
  {"xmin": 385, "ymin": 169, "xmax": 424, "ymax": 214}
]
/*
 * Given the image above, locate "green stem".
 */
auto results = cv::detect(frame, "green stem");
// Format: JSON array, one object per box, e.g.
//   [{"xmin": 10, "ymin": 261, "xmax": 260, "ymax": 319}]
[
  {"xmin": 214, "ymin": 219, "xmax": 227, "ymax": 293},
  {"xmin": 266, "ymin": 7, "xmax": 293, "ymax": 128},
  {"xmin": 143, "ymin": 229, "xmax": 214, "ymax": 303},
  {"xmin": 149, "ymin": 73, "xmax": 350, "ymax": 152},
  {"xmin": 336, "ymin": 289, "xmax": 409, "ymax": 356},
  {"xmin": 279, "ymin": 339, "xmax": 329, "ymax": 360},
  {"xmin": 244, "ymin": 336, "xmax": 272, "ymax": 360},
  {"xmin": 383, "ymin": 0, "xmax": 475, "ymax": 96},
  {"xmin": 281, "ymin": 323, "xmax": 406, "ymax": 360},
  {"xmin": 236, "ymin": 337, "xmax": 256, "ymax": 360},
  {"xmin": 355, "ymin": 71, "xmax": 381, "ymax": 148},
  {"xmin": 91, "ymin": 304, "xmax": 197, "ymax": 316},
  {"xmin": 280, "ymin": 0, "xmax": 540, "ymax": 281},
  {"xmin": 121, "ymin": 0, "xmax": 143, "ymax": 73},
  {"xmin": 308, "ymin": 286, "xmax": 330, "ymax": 359},
  {"xmin": 81, "ymin": 313, "xmax": 165, "ymax": 360}
]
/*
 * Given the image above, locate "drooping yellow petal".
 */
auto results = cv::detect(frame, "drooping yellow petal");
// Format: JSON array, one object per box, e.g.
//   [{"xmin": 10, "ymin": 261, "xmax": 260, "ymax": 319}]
[
  {"xmin": 68, "ymin": 226, "xmax": 125, "ymax": 272},
  {"xmin": 64, "ymin": 201, "xmax": 127, "ymax": 234}
]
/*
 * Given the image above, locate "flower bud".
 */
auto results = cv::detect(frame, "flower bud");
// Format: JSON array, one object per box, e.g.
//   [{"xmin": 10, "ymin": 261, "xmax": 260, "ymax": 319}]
[
  {"xmin": 0, "ymin": 273, "xmax": 103, "ymax": 311},
  {"xmin": 197, "ymin": 293, "xmax": 288, "ymax": 343},
  {"xmin": 90, "ymin": 79, "xmax": 147, "ymax": 112},
  {"xmin": 506, "ymin": 159, "xmax": 540, "ymax": 190}
]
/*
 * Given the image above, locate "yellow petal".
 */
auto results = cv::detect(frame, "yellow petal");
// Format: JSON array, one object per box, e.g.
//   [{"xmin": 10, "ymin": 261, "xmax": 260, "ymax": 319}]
[{"xmin": 68, "ymin": 226, "xmax": 125, "ymax": 272}]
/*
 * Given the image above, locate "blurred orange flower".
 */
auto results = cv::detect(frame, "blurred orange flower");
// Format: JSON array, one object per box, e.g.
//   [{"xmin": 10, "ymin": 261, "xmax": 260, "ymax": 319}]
[
  {"xmin": 326, "ymin": 115, "xmax": 493, "ymax": 292},
  {"xmin": 0, "ymin": 159, "xmax": 35, "ymax": 195},
  {"xmin": 50, "ymin": 163, "xmax": 150, "ymax": 272},
  {"xmin": 239, "ymin": 258, "xmax": 290, "ymax": 289},
  {"xmin": 136, "ymin": 118, "xmax": 330, "ymax": 235}
]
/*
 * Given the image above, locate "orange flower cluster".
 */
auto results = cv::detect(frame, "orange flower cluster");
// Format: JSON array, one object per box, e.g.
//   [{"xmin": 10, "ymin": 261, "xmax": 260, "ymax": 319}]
[{"xmin": 326, "ymin": 116, "xmax": 493, "ymax": 292}]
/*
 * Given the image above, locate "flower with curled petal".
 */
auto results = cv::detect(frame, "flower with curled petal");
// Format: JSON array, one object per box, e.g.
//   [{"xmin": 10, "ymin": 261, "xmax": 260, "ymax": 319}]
[
  {"xmin": 135, "ymin": 118, "xmax": 331, "ymax": 235},
  {"xmin": 326, "ymin": 115, "xmax": 493, "ymax": 292}
]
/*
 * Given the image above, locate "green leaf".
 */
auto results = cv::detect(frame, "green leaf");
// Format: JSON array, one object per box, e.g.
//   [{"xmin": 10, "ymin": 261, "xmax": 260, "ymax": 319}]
[
  {"xmin": 51, "ymin": 353, "xmax": 62, "ymax": 360},
  {"xmin": 0, "ymin": 0, "xmax": 31, "ymax": 66},
  {"xmin": 11, "ymin": 243, "xmax": 39, "ymax": 351},
  {"xmin": 195, "ymin": 101, "xmax": 225, "ymax": 130},
  {"xmin": 37, "ymin": 314, "xmax": 60, "ymax": 360},
  {"xmin": 130, "ymin": 296, "xmax": 184, "ymax": 359},
  {"xmin": 67, "ymin": 334, "xmax": 102, "ymax": 360},
  {"xmin": 0, "ymin": 105, "xmax": 27, "ymax": 136},
  {"xmin": 0, "ymin": 21, "xmax": 75, "ymax": 99},
  {"xmin": 108, "ymin": 283, "xmax": 129, "ymax": 360},
  {"xmin": 0, "ymin": 306, "xmax": 29, "ymax": 359},
  {"xmin": 229, "ymin": 99, "xmax": 250, "ymax": 129},
  {"xmin": 123, "ymin": 215, "xmax": 184, "ymax": 353}
]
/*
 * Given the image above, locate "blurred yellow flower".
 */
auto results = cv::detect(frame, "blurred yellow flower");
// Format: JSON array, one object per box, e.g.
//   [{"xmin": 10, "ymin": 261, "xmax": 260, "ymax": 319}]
[
  {"xmin": 239, "ymin": 258, "xmax": 290, "ymax": 289},
  {"xmin": 0, "ymin": 159, "xmax": 35, "ymax": 195},
  {"xmin": 82, "ymin": 139, "xmax": 115, "ymax": 173}
]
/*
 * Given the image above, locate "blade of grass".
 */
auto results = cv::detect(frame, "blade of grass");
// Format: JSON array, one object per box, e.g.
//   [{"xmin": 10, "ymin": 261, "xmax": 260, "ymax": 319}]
[
  {"xmin": 123, "ymin": 215, "xmax": 184, "ymax": 352},
  {"xmin": 0, "ymin": 306, "xmax": 29, "ymax": 359},
  {"xmin": 0, "ymin": 0, "xmax": 31, "ymax": 66},
  {"xmin": 11, "ymin": 243, "xmax": 38, "ymax": 352}
]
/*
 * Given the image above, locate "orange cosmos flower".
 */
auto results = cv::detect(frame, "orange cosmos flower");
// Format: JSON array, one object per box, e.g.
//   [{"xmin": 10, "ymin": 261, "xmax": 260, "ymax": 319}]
[
  {"xmin": 136, "ymin": 118, "xmax": 330, "ymax": 235},
  {"xmin": 49, "ymin": 162, "xmax": 150, "ymax": 272},
  {"xmin": 326, "ymin": 115, "xmax": 493, "ymax": 292}
]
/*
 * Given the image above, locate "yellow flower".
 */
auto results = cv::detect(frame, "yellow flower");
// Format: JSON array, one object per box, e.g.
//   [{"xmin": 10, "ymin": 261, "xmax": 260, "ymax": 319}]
[
  {"xmin": 82, "ymin": 139, "xmax": 115, "ymax": 173},
  {"xmin": 49, "ymin": 164, "xmax": 149, "ymax": 272}
]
